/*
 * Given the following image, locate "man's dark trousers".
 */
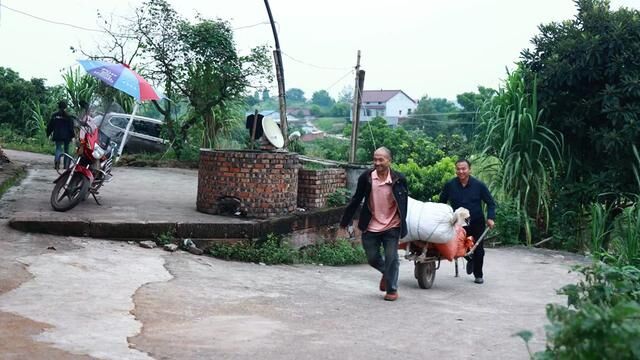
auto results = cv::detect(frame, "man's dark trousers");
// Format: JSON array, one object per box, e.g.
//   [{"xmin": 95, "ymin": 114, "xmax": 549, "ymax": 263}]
[
  {"xmin": 362, "ymin": 227, "xmax": 400, "ymax": 293},
  {"xmin": 465, "ymin": 221, "xmax": 486, "ymax": 278}
]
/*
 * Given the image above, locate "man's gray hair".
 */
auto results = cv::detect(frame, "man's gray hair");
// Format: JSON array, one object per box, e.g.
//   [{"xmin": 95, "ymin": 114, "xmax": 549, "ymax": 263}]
[{"xmin": 375, "ymin": 146, "xmax": 392, "ymax": 160}]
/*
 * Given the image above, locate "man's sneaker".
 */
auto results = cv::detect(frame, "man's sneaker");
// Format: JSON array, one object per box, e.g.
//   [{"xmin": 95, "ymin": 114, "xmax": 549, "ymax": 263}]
[
  {"xmin": 466, "ymin": 259, "xmax": 474, "ymax": 275},
  {"xmin": 54, "ymin": 161, "xmax": 60, "ymax": 171},
  {"xmin": 379, "ymin": 275, "xmax": 386, "ymax": 292},
  {"xmin": 474, "ymin": 277, "xmax": 484, "ymax": 284},
  {"xmin": 384, "ymin": 292, "xmax": 398, "ymax": 301}
]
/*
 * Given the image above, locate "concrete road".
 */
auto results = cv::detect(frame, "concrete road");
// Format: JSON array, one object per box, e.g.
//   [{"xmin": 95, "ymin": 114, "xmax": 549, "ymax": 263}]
[{"xmin": 0, "ymin": 150, "xmax": 583, "ymax": 359}]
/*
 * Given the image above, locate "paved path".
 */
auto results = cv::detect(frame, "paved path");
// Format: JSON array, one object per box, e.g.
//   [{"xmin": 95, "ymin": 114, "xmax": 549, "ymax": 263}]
[{"xmin": 0, "ymin": 150, "xmax": 584, "ymax": 359}]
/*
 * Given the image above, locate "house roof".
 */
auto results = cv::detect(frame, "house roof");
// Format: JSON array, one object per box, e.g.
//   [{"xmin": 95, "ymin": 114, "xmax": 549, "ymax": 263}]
[{"xmin": 361, "ymin": 90, "xmax": 416, "ymax": 104}]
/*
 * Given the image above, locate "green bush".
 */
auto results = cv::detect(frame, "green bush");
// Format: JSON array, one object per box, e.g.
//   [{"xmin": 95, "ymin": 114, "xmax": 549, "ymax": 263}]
[
  {"xmin": 611, "ymin": 203, "xmax": 640, "ymax": 267},
  {"xmin": 394, "ymin": 157, "xmax": 455, "ymax": 202},
  {"xmin": 327, "ymin": 188, "xmax": 350, "ymax": 207},
  {"xmin": 209, "ymin": 234, "xmax": 298, "ymax": 265},
  {"xmin": 0, "ymin": 127, "xmax": 55, "ymax": 155},
  {"xmin": 208, "ymin": 234, "xmax": 367, "ymax": 266},
  {"xmin": 517, "ymin": 199, "xmax": 640, "ymax": 359},
  {"xmin": 300, "ymin": 239, "xmax": 367, "ymax": 266},
  {"xmin": 494, "ymin": 198, "xmax": 523, "ymax": 246},
  {"xmin": 521, "ymin": 262, "xmax": 640, "ymax": 360}
]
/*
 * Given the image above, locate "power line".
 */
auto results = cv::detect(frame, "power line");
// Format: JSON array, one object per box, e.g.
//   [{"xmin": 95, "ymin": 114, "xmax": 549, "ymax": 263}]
[
  {"xmin": 232, "ymin": 21, "xmax": 272, "ymax": 30},
  {"xmin": 325, "ymin": 70, "xmax": 354, "ymax": 92},
  {"xmin": 281, "ymin": 51, "xmax": 351, "ymax": 71},
  {"xmin": 0, "ymin": 3, "xmax": 105, "ymax": 32},
  {"xmin": 403, "ymin": 111, "xmax": 477, "ymax": 117}
]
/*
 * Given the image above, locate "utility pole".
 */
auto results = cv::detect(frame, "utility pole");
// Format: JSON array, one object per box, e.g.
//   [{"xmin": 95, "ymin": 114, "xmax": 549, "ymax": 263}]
[
  {"xmin": 349, "ymin": 51, "xmax": 364, "ymax": 163},
  {"xmin": 264, "ymin": 0, "xmax": 288, "ymax": 147}
]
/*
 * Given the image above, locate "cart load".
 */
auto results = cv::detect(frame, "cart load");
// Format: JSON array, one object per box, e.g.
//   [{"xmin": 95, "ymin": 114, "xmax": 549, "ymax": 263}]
[{"xmin": 401, "ymin": 197, "xmax": 470, "ymax": 244}]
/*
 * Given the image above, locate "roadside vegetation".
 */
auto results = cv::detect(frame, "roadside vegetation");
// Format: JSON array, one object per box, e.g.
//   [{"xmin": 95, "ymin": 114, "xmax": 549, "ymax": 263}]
[{"xmin": 208, "ymin": 234, "xmax": 367, "ymax": 266}]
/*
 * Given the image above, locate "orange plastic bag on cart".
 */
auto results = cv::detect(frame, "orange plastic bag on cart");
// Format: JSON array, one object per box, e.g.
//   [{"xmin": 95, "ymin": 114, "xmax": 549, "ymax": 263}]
[{"xmin": 432, "ymin": 226, "xmax": 472, "ymax": 261}]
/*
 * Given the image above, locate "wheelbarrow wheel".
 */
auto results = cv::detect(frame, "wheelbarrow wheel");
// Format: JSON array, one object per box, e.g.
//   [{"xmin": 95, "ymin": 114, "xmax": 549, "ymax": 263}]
[{"xmin": 415, "ymin": 261, "xmax": 436, "ymax": 289}]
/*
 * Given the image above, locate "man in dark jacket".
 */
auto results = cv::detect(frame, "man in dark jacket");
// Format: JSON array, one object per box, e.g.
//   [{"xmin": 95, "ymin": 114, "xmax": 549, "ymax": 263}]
[
  {"xmin": 340, "ymin": 147, "xmax": 408, "ymax": 301},
  {"xmin": 46, "ymin": 101, "xmax": 75, "ymax": 170},
  {"xmin": 440, "ymin": 159, "xmax": 496, "ymax": 284}
]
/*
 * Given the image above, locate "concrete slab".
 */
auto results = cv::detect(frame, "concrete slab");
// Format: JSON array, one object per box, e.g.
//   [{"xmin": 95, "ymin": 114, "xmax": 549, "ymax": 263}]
[
  {"xmin": 0, "ymin": 220, "xmax": 584, "ymax": 360},
  {"xmin": 2, "ymin": 153, "xmax": 343, "ymax": 241}
]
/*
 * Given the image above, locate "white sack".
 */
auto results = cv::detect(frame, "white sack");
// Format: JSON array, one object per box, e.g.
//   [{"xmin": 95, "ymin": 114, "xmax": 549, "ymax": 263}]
[{"xmin": 401, "ymin": 197, "xmax": 461, "ymax": 244}]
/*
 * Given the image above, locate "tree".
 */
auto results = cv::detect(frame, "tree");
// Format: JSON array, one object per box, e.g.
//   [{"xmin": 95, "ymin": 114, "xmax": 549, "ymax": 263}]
[
  {"xmin": 262, "ymin": 89, "xmax": 271, "ymax": 102},
  {"xmin": 134, "ymin": 0, "xmax": 185, "ymax": 155},
  {"xmin": 338, "ymin": 86, "xmax": 353, "ymax": 104},
  {"xmin": 456, "ymin": 86, "xmax": 496, "ymax": 139},
  {"xmin": 285, "ymin": 88, "xmax": 306, "ymax": 103},
  {"xmin": 311, "ymin": 90, "xmax": 335, "ymax": 108},
  {"xmin": 0, "ymin": 67, "xmax": 48, "ymax": 132},
  {"xmin": 521, "ymin": 0, "xmax": 640, "ymax": 200},
  {"xmin": 403, "ymin": 95, "xmax": 462, "ymax": 136},
  {"xmin": 330, "ymin": 102, "xmax": 350, "ymax": 118},
  {"xmin": 356, "ymin": 117, "xmax": 444, "ymax": 168},
  {"xmin": 177, "ymin": 18, "xmax": 272, "ymax": 148}
]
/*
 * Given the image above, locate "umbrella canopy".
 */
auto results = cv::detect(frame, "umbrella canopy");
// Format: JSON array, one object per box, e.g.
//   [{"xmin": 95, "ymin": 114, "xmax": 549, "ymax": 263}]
[{"xmin": 78, "ymin": 60, "xmax": 162, "ymax": 102}]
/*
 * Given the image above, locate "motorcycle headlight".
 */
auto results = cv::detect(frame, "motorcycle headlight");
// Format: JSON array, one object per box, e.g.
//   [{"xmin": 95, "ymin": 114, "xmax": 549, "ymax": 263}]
[{"xmin": 92, "ymin": 145, "xmax": 106, "ymax": 159}]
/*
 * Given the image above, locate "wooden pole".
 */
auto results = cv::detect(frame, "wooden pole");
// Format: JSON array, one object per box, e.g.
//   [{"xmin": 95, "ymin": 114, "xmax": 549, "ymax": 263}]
[
  {"xmin": 349, "ymin": 51, "xmax": 362, "ymax": 163},
  {"xmin": 273, "ymin": 51, "xmax": 288, "ymax": 147},
  {"xmin": 264, "ymin": 0, "xmax": 288, "ymax": 148}
]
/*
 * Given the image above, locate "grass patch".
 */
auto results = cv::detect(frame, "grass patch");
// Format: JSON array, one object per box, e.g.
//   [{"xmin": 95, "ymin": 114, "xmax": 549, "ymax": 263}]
[
  {"xmin": 1, "ymin": 128, "xmax": 54, "ymax": 155},
  {"xmin": 0, "ymin": 165, "xmax": 27, "ymax": 199},
  {"xmin": 154, "ymin": 231, "xmax": 175, "ymax": 246},
  {"xmin": 1, "ymin": 140, "xmax": 54, "ymax": 155},
  {"xmin": 208, "ymin": 234, "xmax": 367, "ymax": 266},
  {"xmin": 313, "ymin": 117, "xmax": 347, "ymax": 134}
]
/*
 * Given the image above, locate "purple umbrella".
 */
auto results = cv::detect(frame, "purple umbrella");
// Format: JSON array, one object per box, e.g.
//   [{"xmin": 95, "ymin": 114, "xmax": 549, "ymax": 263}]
[{"xmin": 78, "ymin": 60, "xmax": 164, "ymax": 157}]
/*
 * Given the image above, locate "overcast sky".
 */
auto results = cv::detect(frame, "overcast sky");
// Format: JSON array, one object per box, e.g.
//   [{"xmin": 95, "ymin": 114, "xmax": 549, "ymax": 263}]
[{"xmin": 1, "ymin": 0, "xmax": 638, "ymax": 101}]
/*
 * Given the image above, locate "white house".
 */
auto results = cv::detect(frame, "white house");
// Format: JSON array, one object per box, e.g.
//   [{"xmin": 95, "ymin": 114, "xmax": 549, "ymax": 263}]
[{"xmin": 350, "ymin": 90, "xmax": 417, "ymax": 126}]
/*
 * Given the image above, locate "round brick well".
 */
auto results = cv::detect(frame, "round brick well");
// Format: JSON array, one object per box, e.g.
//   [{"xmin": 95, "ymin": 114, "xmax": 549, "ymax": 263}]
[{"xmin": 197, "ymin": 150, "xmax": 299, "ymax": 218}]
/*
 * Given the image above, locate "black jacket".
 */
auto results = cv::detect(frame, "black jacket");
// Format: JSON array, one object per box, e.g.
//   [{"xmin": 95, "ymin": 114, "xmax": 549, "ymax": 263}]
[
  {"xmin": 47, "ymin": 110, "xmax": 75, "ymax": 142},
  {"xmin": 340, "ymin": 168, "xmax": 408, "ymax": 237},
  {"xmin": 440, "ymin": 176, "xmax": 496, "ymax": 226}
]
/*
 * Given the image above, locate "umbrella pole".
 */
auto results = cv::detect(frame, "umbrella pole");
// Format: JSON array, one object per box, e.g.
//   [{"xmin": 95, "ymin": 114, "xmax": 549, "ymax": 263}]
[{"xmin": 117, "ymin": 102, "xmax": 139, "ymax": 161}]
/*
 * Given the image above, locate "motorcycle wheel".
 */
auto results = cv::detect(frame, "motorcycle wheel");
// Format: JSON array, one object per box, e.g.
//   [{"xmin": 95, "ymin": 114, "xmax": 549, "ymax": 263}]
[{"xmin": 50, "ymin": 173, "xmax": 90, "ymax": 212}]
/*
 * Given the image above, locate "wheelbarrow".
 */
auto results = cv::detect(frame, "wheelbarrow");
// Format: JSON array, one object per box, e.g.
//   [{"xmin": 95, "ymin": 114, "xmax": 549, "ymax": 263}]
[{"xmin": 402, "ymin": 227, "xmax": 490, "ymax": 289}]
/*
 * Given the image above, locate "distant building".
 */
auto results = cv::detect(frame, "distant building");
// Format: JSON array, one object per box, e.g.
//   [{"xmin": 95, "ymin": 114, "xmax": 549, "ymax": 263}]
[{"xmin": 350, "ymin": 90, "xmax": 417, "ymax": 126}]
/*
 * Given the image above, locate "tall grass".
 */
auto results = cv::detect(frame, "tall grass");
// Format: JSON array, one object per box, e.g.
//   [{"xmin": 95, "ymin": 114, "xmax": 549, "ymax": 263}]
[
  {"xmin": 25, "ymin": 100, "xmax": 49, "ymax": 144},
  {"xmin": 62, "ymin": 67, "xmax": 97, "ymax": 112},
  {"xmin": 478, "ymin": 68, "xmax": 564, "ymax": 245},
  {"xmin": 613, "ymin": 203, "xmax": 640, "ymax": 267},
  {"xmin": 589, "ymin": 202, "xmax": 611, "ymax": 256}
]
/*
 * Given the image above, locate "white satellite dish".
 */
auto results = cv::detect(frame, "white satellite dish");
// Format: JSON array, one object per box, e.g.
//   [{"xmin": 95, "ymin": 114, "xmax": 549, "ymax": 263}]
[{"xmin": 261, "ymin": 117, "xmax": 284, "ymax": 148}]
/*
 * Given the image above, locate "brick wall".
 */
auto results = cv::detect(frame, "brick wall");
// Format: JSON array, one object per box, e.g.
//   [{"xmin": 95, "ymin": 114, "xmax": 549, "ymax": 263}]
[
  {"xmin": 297, "ymin": 168, "xmax": 346, "ymax": 209},
  {"xmin": 197, "ymin": 150, "xmax": 299, "ymax": 218}
]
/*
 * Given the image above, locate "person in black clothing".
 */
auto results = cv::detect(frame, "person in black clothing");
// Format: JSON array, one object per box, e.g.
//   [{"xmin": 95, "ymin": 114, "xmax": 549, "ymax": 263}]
[
  {"xmin": 440, "ymin": 159, "xmax": 496, "ymax": 284},
  {"xmin": 340, "ymin": 147, "xmax": 408, "ymax": 301},
  {"xmin": 46, "ymin": 101, "xmax": 75, "ymax": 170}
]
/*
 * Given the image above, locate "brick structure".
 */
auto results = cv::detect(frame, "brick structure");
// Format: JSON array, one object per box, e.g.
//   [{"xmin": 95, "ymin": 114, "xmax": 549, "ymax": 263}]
[
  {"xmin": 297, "ymin": 168, "xmax": 347, "ymax": 209},
  {"xmin": 197, "ymin": 150, "xmax": 299, "ymax": 218}
]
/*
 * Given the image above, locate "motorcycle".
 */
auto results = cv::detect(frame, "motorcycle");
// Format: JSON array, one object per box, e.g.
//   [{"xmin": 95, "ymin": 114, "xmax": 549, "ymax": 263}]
[{"xmin": 50, "ymin": 123, "xmax": 116, "ymax": 212}]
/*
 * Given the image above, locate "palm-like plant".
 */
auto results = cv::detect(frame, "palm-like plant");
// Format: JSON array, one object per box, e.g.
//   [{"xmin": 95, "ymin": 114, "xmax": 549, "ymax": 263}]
[
  {"xmin": 478, "ymin": 68, "xmax": 564, "ymax": 245},
  {"xmin": 62, "ymin": 68, "xmax": 97, "ymax": 112},
  {"xmin": 24, "ymin": 99, "xmax": 49, "ymax": 145}
]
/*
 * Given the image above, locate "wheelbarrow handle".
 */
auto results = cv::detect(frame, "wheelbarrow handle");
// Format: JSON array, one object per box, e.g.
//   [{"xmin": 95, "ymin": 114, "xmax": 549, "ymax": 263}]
[{"xmin": 465, "ymin": 227, "xmax": 490, "ymax": 257}]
